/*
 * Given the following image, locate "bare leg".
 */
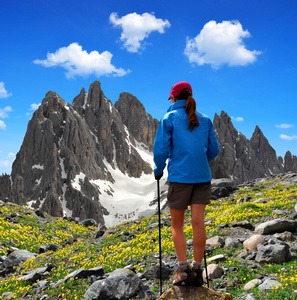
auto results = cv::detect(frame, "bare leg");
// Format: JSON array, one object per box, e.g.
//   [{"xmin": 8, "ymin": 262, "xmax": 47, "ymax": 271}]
[
  {"xmin": 170, "ymin": 208, "xmax": 187, "ymax": 262},
  {"xmin": 191, "ymin": 203, "xmax": 206, "ymax": 263}
]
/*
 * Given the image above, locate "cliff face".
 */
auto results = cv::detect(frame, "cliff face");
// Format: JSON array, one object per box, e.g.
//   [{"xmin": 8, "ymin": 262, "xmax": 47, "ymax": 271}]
[
  {"xmin": 114, "ymin": 92, "xmax": 159, "ymax": 152},
  {"xmin": 210, "ymin": 111, "xmax": 285, "ymax": 183}
]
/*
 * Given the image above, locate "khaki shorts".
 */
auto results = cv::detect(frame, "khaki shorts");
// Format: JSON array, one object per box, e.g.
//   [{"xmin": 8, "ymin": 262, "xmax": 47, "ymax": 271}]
[{"xmin": 167, "ymin": 181, "xmax": 211, "ymax": 210}]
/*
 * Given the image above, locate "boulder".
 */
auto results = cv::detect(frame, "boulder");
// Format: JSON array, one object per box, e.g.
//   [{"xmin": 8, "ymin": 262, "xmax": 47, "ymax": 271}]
[
  {"xmin": 3, "ymin": 250, "xmax": 36, "ymax": 268},
  {"xmin": 84, "ymin": 268, "xmax": 141, "ymax": 300},
  {"xmin": 65, "ymin": 266, "xmax": 104, "ymax": 281},
  {"xmin": 255, "ymin": 238, "xmax": 291, "ymax": 263},
  {"xmin": 258, "ymin": 279, "xmax": 282, "ymax": 291},
  {"xmin": 204, "ymin": 264, "xmax": 224, "ymax": 280},
  {"xmin": 243, "ymin": 234, "xmax": 265, "ymax": 252},
  {"xmin": 255, "ymin": 218, "xmax": 297, "ymax": 235},
  {"xmin": 244, "ymin": 279, "xmax": 262, "ymax": 291},
  {"xmin": 80, "ymin": 218, "xmax": 97, "ymax": 227},
  {"xmin": 206, "ymin": 236, "xmax": 224, "ymax": 248},
  {"xmin": 231, "ymin": 220, "xmax": 254, "ymax": 231},
  {"xmin": 225, "ymin": 237, "xmax": 242, "ymax": 249}
]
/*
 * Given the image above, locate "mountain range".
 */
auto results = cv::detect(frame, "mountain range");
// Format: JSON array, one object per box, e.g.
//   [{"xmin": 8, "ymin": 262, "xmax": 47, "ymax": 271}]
[{"xmin": 0, "ymin": 80, "xmax": 296, "ymax": 226}]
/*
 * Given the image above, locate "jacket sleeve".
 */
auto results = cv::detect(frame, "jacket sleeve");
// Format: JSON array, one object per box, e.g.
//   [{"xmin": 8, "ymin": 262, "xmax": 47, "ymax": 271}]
[
  {"xmin": 153, "ymin": 115, "xmax": 173, "ymax": 176},
  {"xmin": 207, "ymin": 119, "xmax": 220, "ymax": 162}
]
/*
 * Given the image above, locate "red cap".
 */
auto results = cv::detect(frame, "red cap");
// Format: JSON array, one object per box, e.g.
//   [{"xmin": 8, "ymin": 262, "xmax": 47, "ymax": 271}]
[{"xmin": 168, "ymin": 81, "xmax": 192, "ymax": 100}]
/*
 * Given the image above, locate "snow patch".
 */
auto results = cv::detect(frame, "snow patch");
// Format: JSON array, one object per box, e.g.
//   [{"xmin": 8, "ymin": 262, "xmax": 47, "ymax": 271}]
[
  {"xmin": 72, "ymin": 172, "xmax": 86, "ymax": 192},
  {"xmin": 105, "ymin": 97, "xmax": 113, "ymax": 112},
  {"xmin": 82, "ymin": 92, "xmax": 88, "ymax": 110},
  {"xmin": 61, "ymin": 183, "xmax": 73, "ymax": 217},
  {"xmin": 124, "ymin": 125, "xmax": 132, "ymax": 154},
  {"xmin": 90, "ymin": 130, "xmax": 99, "ymax": 144},
  {"xmin": 91, "ymin": 141, "xmax": 168, "ymax": 227},
  {"xmin": 32, "ymin": 164, "xmax": 44, "ymax": 170},
  {"xmin": 35, "ymin": 177, "xmax": 42, "ymax": 185},
  {"xmin": 59, "ymin": 156, "xmax": 67, "ymax": 179}
]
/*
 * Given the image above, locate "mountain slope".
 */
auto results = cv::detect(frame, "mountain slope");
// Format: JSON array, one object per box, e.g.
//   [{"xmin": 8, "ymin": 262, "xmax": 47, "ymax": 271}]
[{"xmin": 1, "ymin": 81, "xmax": 296, "ymax": 226}]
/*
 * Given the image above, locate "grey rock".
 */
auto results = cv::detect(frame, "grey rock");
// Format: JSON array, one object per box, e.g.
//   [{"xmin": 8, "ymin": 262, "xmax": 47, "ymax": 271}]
[
  {"xmin": 1, "ymin": 292, "xmax": 15, "ymax": 299},
  {"xmin": 255, "ymin": 218, "xmax": 297, "ymax": 235},
  {"xmin": 18, "ymin": 263, "xmax": 55, "ymax": 282},
  {"xmin": 255, "ymin": 239, "xmax": 291, "ymax": 263},
  {"xmin": 35, "ymin": 210, "xmax": 45, "ymax": 218},
  {"xmin": 142, "ymin": 263, "xmax": 170, "ymax": 281},
  {"xmin": 206, "ymin": 236, "xmax": 225, "ymax": 248},
  {"xmin": 211, "ymin": 178, "xmax": 236, "ymax": 199},
  {"xmin": 203, "ymin": 263, "xmax": 224, "ymax": 279},
  {"xmin": 245, "ymin": 295, "xmax": 257, "ymax": 300},
  {"xmin": 225, "ymin": 237, "xmax": 242, "ymax": 249},
  {"xmin": 3, "ymin": 250, "xmax": 36, "ymax": 268},
  {"xmin": 64, "ymin": 266, "xmax": 104, "ymax": 281},
  {"xmin": 80, "ymin": 218, "xmax": 97, "ymax": 227},
  {"xmin": 258, "ymin": 278, "xmax": 282, "ymax": 291},
  {"xmin": 84, "ymin": 268, "xmax": 141, "ymax": 300},
  {"xmin": 231, "ymin": 220, "xmax": 254, "ymax": 231},
  {"xmin": 39, "ymin": 243, "xmax": 62, "ymax": 253}
]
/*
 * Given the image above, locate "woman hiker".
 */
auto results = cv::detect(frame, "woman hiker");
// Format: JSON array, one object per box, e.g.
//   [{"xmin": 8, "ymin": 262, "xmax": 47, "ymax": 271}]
[{"xmin": 153, "ymin": 81, "xmax": 220, "ymax": 286}]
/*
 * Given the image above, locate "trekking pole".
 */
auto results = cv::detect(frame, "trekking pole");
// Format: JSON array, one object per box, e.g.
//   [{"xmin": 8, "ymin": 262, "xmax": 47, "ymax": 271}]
[
  {"xmin": 204, "ymin": 250, "xmax": 210, "ymax": 288},
  {"xmin": 157, "ymin": 179, "xmax": 163, "ymax": 296}
]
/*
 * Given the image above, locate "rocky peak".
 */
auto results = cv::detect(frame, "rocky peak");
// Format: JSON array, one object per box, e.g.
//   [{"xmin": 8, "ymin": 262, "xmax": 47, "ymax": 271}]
[
  {"xmin": 284, "ymin": 151, "xmax": 297, "ymax": 173},
  {"xmin": 210, "ymin": 111, "xmax": 283, "ymax": 183},
  {"xmin": 115, "ymin": 92, "xmax": 159, "ymax": 151},
  {"xmin": 213, "ymin": 111, "xmax": 239, "ymax": 144},
  {"xmin": 250, "ymin": 125, "xmax": 283, "ymax": 175}
]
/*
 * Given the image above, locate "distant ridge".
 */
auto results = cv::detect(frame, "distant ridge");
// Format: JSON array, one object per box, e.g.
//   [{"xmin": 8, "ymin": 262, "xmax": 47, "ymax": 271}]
[{"xmin": 0, "ymin": 80, "xmax": 296, "ymax": 225}]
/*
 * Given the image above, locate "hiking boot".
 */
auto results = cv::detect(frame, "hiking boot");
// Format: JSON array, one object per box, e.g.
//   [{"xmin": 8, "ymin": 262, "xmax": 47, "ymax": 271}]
[
  {"xmin": 190, "ymin": 261, "xmax": 203, "ymax": 286},
  {"xmin": 173, "ymin": 261, "xmax": 192, "ymax": 286}
]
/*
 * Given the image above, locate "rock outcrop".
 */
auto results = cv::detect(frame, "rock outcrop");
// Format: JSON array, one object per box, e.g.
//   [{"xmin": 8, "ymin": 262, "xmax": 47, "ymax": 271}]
[
  {"xmin": 284, "ymin": 151, "xmax": 297, "ymax": 173},
  {"xmin": 114, "ymin": 92, "xmax": 159, "ymax": 151},
  {"xmin": 210, "ymin": 111, "xmax": 286, "ymax": 183}
]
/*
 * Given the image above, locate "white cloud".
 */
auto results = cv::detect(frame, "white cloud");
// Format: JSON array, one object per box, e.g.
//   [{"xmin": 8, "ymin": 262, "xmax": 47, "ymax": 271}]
[
  {"xmin": 30, "ymin": 103, "xmax": 41, "ymax": 110},
  {"xmin": 184, "ymin": 20, "xmax": 261, "ymax": 69},
  {"xmin": 110, "ymin": 12, "xmax": 171, "ymax": 53},
  {"xmin": 280, "ymin": 134, "xmax": 297, "ymax": 140},
  {"xmin": 276, "ymin": 124, "xmax": 294, "ymax": 129},
  {"xmin": 0, "ymin": 82, "xmax": 12, "ymax": 98},
  {"xmin": 0, "ymin": 106, "xmax": 12, "ymax": 119},
  {"xmin": 33, "ymin": 43, "xmax": 130, "ymax": 79},
  {"xmin": 8, "ymin": 152, "xmax": 15, "ymax": 158},
  {"xmin": 231, "ymin": 116, "xmax": 244, "ymax": 122},
  {"xmin": 0, "ymin": 120, "xmax": 6, "ymax": 130}
]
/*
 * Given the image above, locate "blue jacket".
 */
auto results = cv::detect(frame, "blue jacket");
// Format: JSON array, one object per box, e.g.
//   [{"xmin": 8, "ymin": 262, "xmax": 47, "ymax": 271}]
[{"xmin": 153, "ymin": 100, "xmax": 220, "ymax": 183}]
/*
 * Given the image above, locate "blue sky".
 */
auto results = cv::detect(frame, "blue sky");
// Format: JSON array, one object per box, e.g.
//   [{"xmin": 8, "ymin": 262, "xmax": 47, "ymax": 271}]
[{"xmin": 1, "ymin": 0, "xmax": 297, "ymax": 175}]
